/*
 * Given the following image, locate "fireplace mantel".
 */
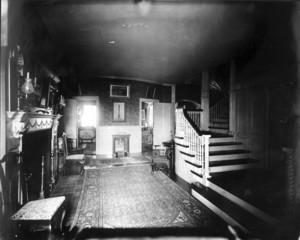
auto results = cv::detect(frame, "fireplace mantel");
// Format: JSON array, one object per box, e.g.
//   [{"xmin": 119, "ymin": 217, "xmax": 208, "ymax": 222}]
[{"xmin": 6, "ymin": 111, "xmax": 61, "ymax": 138}]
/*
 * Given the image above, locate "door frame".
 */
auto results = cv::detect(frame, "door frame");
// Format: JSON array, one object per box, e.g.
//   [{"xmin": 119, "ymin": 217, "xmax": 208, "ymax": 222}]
[
  {"xmin": 73, "ymin": 96, "xmax": 100, "ymax": 155},
  {"xmin": 139, "ymin": 98, "xmax": 159, "ymax": 152}
]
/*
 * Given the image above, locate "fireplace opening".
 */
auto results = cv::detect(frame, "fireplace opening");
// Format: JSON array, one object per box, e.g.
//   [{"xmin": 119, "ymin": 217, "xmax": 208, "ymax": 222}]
[
  {"xmin": 112, "ymin": 134, "xmax": 130, "ymax": 158},
  {"xmin": 22, "ymin": 130, "xmax": 52, "ymax": 201}
]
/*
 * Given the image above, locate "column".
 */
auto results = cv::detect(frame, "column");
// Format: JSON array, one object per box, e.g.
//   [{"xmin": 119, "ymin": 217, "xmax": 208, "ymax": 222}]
[
  {"xmin": 171, "ymin": 84, "xmax": 176, "ymax": 104},
  {"xmin": 201, "ymin": 71, "xmax": 209, "ymax": 131},
  {"xmin": 229, "ymin": 58, "xmax": 236, "ymax": 136}
]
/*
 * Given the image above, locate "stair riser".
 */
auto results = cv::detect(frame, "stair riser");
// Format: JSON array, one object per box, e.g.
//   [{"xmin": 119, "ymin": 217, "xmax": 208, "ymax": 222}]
[
  {"xmin": 174, "ymin": 140, "xmax": 190, "ymax": 150},
  {"xmin": 210, "ymin": 153, "xmax": 250, "ymax": 161},
  {"xmin": 209, "ymin": 123, "xmax": 229, "ymax": 128},
  {"xmin": 186, "ymin": 163, "xmax": 202, "ymax": 174},
  {"xmin": 209, "ymin": 128, "xmax": 229, "ymax": 134},
  {"xmin": 210, "ymin": 118, "xmax": 229, "ymax": 123},
  {"xmin": 181, "ymin": 154, "xmax": 196, "ymax": 162},
  {"xmin": 210, "ymin": 137, "xmax": 234, "ymax": 143},
  {"xmin": 209, "ymin": 144, "xmax": 243, "ymax": 151},
  {"xmin": 210, "ymin": 163, "xmax": 261, "ymax": 173}
]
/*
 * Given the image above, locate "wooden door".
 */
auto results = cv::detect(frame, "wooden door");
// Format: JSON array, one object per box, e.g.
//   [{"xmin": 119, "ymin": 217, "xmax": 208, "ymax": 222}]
[
  {"xmin": 153, "ymin": 102, "xmax": 175, "ymax": 147},
  {"xmin": 64, "ymin": 99, "xmax": 77, "ymax": 140}
]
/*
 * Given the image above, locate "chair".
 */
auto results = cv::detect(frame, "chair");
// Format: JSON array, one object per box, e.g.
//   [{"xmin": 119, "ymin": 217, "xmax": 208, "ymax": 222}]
[
  {"xmin": 151, "ymin": 144, "xmax": 170, "ymax": 175},
  {"xmin": 78, "ymin": 127, "xmax": 96, "ymax": 155},
  {"xmin": 62, "ymin": 133, "xmax": 85, "ymax": 175}
]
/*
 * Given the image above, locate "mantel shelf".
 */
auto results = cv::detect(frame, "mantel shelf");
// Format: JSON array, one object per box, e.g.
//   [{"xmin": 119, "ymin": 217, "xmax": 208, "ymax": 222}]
[{"xmin": 6, "ymin": 111, "xmax": 62, "ymax": 138}]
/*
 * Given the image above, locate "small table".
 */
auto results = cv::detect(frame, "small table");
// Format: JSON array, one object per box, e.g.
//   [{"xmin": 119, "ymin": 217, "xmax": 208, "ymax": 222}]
[{"xmin": 10, "ymin": 196, "xmax": 66, "ymax": 235}]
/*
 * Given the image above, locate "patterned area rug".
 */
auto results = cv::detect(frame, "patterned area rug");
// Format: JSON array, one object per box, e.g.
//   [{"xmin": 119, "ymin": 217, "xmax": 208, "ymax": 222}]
[
  {"xmin": 71, "ymin": 165, "xmax": 222, "ymax": 230},
  {"xmin": 84, "ymin": 156, "xmax": 151, "ymax": 168}
]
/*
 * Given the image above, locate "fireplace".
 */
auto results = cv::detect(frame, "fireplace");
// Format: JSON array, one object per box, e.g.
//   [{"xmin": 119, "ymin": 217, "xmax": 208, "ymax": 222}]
[
  {"xmin": 6, "ymin": 112, "xmax": 61, "ymax": 206},
  {"xmin": 112, "ymin": 134, "xmax": 130, "ymax": 158}
]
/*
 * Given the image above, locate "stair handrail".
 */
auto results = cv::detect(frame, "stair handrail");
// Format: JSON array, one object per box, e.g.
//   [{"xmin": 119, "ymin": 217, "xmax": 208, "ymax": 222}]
[
  {"xmin": 181, "ymin": 107, "xmax": 202, "ymax": 136},
  {"xmin": 175, "ymin": 107, "xmax": 211, "ymax": 183}
]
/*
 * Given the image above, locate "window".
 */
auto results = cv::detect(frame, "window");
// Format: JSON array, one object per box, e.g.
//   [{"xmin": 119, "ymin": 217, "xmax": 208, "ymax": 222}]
[{"xmin": 81, "ymin": 105, "xmax": 96, "ymax": 127}]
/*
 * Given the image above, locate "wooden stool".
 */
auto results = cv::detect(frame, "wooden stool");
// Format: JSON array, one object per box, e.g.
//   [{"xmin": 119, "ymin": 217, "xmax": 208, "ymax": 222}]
[{"xmin": 10, "ymin": 196, "xmax": 66, "ymax": 236}]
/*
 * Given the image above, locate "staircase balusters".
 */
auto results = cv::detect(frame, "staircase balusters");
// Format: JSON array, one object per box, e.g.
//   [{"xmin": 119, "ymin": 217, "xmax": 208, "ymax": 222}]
[
  {"xmin": 209, "ymin": 95, "xmax": 229, "ymax": 127},
  {"xmin": 175, "ymin": 108, "xmax": 211, "ymax": 184},
  {"xmin": 187, "ymin": 111, "xmax": 201, "ymax": 129}
]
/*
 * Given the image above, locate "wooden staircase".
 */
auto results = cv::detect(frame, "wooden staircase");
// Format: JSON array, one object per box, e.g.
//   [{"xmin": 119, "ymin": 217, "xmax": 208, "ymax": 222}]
[
  {"xmin": 209, "ymin": 95, "xmax": 229, "ymax": 134},
  {"xmin": 175, "ymin": 108, "xmax": 278, "ymax": 237},
  {"xmin": 208, "ymin": 133, "xmax": 261, "ymax": 173},
  {"xmin": 180, "ymin": 130, "xmax": 261, "ymax": 174}
]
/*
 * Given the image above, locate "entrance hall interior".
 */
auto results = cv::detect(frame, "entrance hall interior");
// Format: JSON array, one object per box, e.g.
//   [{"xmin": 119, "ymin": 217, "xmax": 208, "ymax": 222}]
[{"xmin": 1, "ymin": 1, "xmax": 300, "ymax": 240}]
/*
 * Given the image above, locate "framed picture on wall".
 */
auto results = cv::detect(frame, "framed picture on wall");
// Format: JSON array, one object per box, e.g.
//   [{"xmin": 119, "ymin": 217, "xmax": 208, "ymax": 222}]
[
  {"xmin": 110, "ymin": 85, "xmax": 130, "ymax": 98},
  {"xmin": 113, "ymin": 102, "xmax": 126, "ymax": 122}
]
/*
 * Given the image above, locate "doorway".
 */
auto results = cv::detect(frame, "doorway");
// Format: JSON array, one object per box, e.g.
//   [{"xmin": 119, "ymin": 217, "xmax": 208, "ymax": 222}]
[
  {"xmin": 74, "ymin": 96, "xmax": 100, "ymax": 155},
  {"xmin": 140, "ymin": 98, "xmax": 158, "ymax": 155}
]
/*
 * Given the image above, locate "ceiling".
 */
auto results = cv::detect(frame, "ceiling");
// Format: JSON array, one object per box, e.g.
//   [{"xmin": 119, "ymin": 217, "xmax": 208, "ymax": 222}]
[{"xmin": 30, "ymin": 1, "xmax": 263, "ymax": 85}]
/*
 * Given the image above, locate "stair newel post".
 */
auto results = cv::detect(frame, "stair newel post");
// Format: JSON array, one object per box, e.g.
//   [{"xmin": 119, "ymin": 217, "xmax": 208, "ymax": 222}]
[
  {"xmin": 203, "ymin": 134, "xmax": 211, "ymax": 186},
  {"xmin": 175, "ymin": 110, "xmax": 178, "ymax": 134},
  {"xmin": 181, "ymin": 110, "xmax": 184, "ymax": 133},
  {"xmin": 175, "ymin": 110, "xmax": 178, "ymax": 136},
  {"xmin": 179, "ymin": 109, "xmax": 183, "ymax": 134}
]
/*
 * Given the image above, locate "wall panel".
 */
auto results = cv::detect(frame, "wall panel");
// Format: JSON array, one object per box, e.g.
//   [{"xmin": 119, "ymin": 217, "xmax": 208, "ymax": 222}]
[{"xmin": 234, "ymin": 87, "xmax": 269, "ymax": 166}]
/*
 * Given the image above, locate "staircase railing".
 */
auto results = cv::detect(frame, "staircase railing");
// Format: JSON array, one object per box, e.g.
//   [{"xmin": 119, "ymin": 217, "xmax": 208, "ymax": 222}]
[
  {"xmin": 209, "ymin": 94, "xmax": 229, "ymax": 126},
  {"xmin": 175, "ymin": 108, "xmax": 211, "ymax": 184},
  {"xmin": 187, "ymin": 110, "xmax": 202, "ymax": 130}
]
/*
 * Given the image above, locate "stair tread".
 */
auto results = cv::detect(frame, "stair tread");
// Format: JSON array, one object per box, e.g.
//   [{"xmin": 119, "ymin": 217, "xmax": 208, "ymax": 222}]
[
  {"xmin": 191, "ymin": 182, "xmax": 274, "ymax": 236},
  {"xmin": 209, "ymin": 149, "xmax": 251, "ymax": 156},
  {"xmin": 174, "ymin": 136, "xmax": 184, "ymax": 139},
  {"xmin": 180, "ymin": 151, "xmax": 195, "ymax": 157},
  {"xmin": 209, "ymin": 158, "xmax": 260, "ymax": 167},
  {"xmin": 185, "ymin": 160, "xmax": 201, "ymax": 168},
  {"xmin": 210, "ymin": 142, "xmax": 242, "ymax": 146},
  {"xmin": 175, "ymin": 142, "xmax": 189, "ymax": 148},
  {"xmin": 208, "ymin": 126, "xmax": 229, "ymax": 130},
  {"xmin": 200, "ymin": 131, "xmax": 233, "ymax": 138},
  {"xmin": 212, "ymin": 120, "xmax": 229, "ymax": 123},
  {"xmin": 186, "ymin": 159, "xmax": 259, "ymax": 168}
]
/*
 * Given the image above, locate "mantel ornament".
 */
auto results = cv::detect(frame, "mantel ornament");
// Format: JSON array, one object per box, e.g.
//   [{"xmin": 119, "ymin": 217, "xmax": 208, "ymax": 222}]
[{"xmin": 6, "ymin": 111, "xmax": 61, "ymax": 138}]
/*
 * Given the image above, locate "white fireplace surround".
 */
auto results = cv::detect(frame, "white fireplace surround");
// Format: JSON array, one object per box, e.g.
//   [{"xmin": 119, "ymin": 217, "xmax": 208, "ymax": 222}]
[{"xmin": 97, "ymin": 126, "xmax": 141, "ymax": 158}]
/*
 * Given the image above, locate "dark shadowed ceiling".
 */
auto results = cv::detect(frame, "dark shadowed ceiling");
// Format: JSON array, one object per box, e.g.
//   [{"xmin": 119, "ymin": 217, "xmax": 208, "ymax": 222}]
[{"xmin": 29, "ymin": 1, "xmax": 264, "ymax": 84}]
